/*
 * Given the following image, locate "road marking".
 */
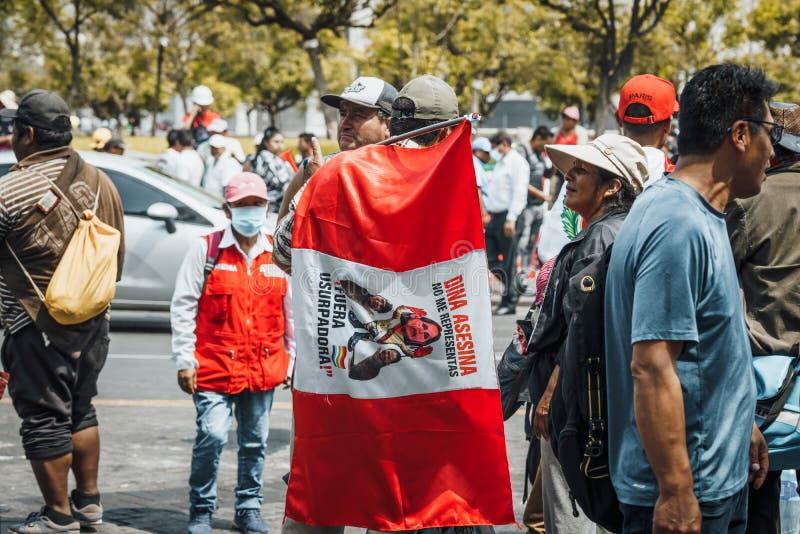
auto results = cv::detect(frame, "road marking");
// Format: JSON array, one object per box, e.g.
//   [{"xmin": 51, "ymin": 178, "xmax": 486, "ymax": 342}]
[{"xmin": 0, "ymin": 398, "xmax": 292, "ymax": 409}]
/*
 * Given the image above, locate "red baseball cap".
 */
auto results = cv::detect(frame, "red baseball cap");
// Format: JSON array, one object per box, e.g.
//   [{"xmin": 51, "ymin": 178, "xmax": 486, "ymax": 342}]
[
  {"xmin": 224, "ymin": 172, "xmax": 268, "ymax": 203},
  {"xmin": 618, "ymin": 74, "xmax": 679, "ymax": 125}
]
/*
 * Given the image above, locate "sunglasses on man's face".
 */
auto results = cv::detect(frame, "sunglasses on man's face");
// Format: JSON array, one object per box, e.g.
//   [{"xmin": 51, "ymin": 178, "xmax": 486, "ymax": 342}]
[{"xmin": 738, "ymin": 118, "xmax": 784, "ymax": 145}]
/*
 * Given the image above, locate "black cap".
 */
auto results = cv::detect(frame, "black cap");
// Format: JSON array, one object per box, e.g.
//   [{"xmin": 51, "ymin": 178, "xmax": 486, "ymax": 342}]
[{"xmin": 0, "ymin": 89, "xmax": 72, "ymax": 133}]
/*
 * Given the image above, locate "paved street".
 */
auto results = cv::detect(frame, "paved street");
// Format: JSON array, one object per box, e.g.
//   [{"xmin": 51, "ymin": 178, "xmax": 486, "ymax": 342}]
[{"xmin": 0, "ymin": 295, "xmax": 533, "ymax": 534}]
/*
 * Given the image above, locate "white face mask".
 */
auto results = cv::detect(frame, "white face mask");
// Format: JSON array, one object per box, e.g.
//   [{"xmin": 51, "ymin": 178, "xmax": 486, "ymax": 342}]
[
  {"xmin": 229, "ymin": 206, "xmax": 266, "ymax": 237},
  {"xmin": 490, "ymin": 149, "xmax": 503, "ymax": 162}
]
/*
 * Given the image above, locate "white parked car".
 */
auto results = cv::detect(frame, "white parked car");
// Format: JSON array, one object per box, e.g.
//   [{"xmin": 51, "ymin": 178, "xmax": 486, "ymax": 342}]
[{"xmin": 0, "ymin": 149, "xmax": 227, "ymax": 321}]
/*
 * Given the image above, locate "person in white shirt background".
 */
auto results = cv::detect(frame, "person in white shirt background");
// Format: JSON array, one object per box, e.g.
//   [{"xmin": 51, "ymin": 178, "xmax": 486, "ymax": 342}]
[
  {"xmin": 156, "ymin": 130, "xmax": 182, "ymax": 176},
  {"xmin": 485, "ymin": 132, "xmax": 530, "ymax": 316},
  {"xmin": 196, "ymin": 118, "xmax": 246, "ymax": 167},
  {"xmin": 157, "ymin": 129, "xmax": 205, "ymax": 187},
  {"xmin": 178, "ymin": 132, "xmax": 206, "ymax": 188},
  {"xmin": 203, "ymin": 134, "xmax": 242, "ymax": 198}
]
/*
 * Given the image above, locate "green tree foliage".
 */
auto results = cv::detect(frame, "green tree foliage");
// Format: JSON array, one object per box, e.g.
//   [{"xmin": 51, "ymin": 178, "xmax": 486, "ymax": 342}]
[
  {"xmin": 537, "ymin": 0, "xmax": 671, "ymax": 134},
  {"xmin": 0, "ymin": 9, "xmax": 46, "ymax": 92},
  {"xmin": 641, "ymin": 0, "xmax": 732, "ymax": 81},
  {"xmin": 24, "ymin": 0, "xmax": 136, "ymax": 105},
  {"xmin": 191, "ymin": 20, "xmax": 314, "ymax": 126},
  {"xmin": 749, "ymin": 0, "xmax": 800, "ymax": 56},
  {"xmin": 526, "ymin": 17, "xmax": 592, "ymax": 119},
  {"xmin": 735, "ymin": 0, "xmax": 800, "ymax": 103},
  {"xmin": 2, "ymin": 0, "xmax": 799, "ymax": 134},
  {"xmin": 363, "ymin": 1, "xmax": 577, "ymax": 118},
  {"xmin": 630, "ymin": 0, "xmax": 735, "ymax": 119},
  {"xmin": 81, "ymin": 10, "xmax": 161, "ymax": 125},
  {"xmin": 225, "ymin": 0, "xmax": 398, "ymax": 138}
]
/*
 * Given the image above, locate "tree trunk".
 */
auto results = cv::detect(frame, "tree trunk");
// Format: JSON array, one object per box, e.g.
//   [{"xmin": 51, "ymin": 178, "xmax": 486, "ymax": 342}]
[
  {"xmin": 68, "ymin": 43, "xmax": 81, "ymax": 107},
  {"xmin": 152, "ymin": 40, "xmax": 165, "ymax": 136},
  {"xmin": 246, "ymin": 107, "xmax": 254, "ymax": 137},
  {"xmin": 176, "ymin": 81, "xmax": 188, "ymax": 116},
  {"xmin": 305, "ymin": 42, "xmax": 337, "ymax": 140},
  {"xmin": 594, "ymin": 72, "xmax": 610, "ymax": 136},
  {"xmin": 68, "ymin": 0, "xmax": 81, "ymax": 107}
]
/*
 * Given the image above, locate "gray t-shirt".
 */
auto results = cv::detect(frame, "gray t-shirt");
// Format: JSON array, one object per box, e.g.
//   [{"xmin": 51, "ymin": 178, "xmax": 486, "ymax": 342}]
[{"xmin": 604, "ymin": 178, "xmax": 755, "ymax": 506}]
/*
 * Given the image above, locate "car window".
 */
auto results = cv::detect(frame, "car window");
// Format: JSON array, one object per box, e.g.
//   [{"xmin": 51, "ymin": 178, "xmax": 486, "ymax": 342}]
[
  {"xmin": 144, "ymin": 166, "xmax": 222, "ymax": 208},
  {"xmin": 103, "ymin": 169, "xmax": 211, "ymax": 226}
]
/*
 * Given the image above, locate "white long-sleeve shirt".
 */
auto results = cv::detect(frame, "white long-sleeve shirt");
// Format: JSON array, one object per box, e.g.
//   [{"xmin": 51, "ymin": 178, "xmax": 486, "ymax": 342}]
[
  {"xmin": 177, "ymin": 149, "xmax": 206, "ymax": 188},
  {"xmin": 170, "ymin": 223, "xmax": 295, "ymax": 374},
  {"xmin": 157, "ymin": 148, "xmax": 206, "ymax": 188},
  {"xmin": 156, "ymin": 148, "xmax": 181, "ymax": 178},
  {"xmin": 203, "ymin": 154, "xmax": 242, "ymax": 198},
  {"xmin": 483, "ymin": 148, "xmax": 530, "ymax": 222}
]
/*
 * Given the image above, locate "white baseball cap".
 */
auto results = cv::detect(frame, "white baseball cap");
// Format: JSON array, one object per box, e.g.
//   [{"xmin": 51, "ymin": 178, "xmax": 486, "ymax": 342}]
[
  {"xmin": 191, "ymin": 85, "xmax": 214, "ymax": 106},
  {"xmin": 208, "ymin": 118, "xmax": 228, "ymax": 133},
  {"xmin": 472, "ymin": 137, "xmax": 492, "ymax": 153},
  {"xmin": 209, "ymin": 134, "xmax": 227, "ymax": 149},
  {"xmin": 321, "ymin": 76, "xmax": 398, "ymax": 115},
  {"xmin": 0, "ymin": 90, "xmax": 17, "ymax": 110}
]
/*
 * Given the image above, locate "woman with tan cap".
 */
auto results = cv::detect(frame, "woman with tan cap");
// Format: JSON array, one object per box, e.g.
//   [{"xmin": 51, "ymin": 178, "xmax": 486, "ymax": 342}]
[{"xmin": 520, "ymin": 133, "xmax": 647, "ymax": 533}]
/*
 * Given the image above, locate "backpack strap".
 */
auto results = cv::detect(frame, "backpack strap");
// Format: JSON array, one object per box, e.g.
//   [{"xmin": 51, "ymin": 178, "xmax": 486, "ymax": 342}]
[
  {"xmin": 27, "ymin": 166, "xmax": 82, "ymax": 219},
  {"xmin": 202, "ymin": 230, "xmax": 225, "ymax": 290},
  {"xmin": 92, "ymin": 180, "xmax": 101, "ymax": 213},
  {"xmin": 5, "ymin": 243, "xmax": 46, "ymax": 302}
]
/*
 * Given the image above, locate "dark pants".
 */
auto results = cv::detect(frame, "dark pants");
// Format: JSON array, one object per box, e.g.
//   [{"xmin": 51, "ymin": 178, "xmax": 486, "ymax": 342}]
[
  {"xmin": 485, "ymin": 211, "xmax": 519, "ymax": 309},
  {"xmin": 620, "ymin": 485, "xmax": 748, "ymax": 534},
  {"xmin": 746, "ymin": 471, "xmax": 782, "ymax": 534},
  {"xmin": 518, "ymin": 204, "xmax": 545, "ymax": 270},
  {"xmin": 0, "ymin": 322, "xmax": 109, "ymax": 460}
]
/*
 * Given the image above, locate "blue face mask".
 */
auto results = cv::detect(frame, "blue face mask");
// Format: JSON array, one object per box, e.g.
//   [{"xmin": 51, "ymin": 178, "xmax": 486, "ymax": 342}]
[
  {"xmin": 490, "ymin": 149, "xmax": 503, "ymax": 162},
  {"xmin": 229, "ymin": 206, "xmax": 266, "ymax": 237}
]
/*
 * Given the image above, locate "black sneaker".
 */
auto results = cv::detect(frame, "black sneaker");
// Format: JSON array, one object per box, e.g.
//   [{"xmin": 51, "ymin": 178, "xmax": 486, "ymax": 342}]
[
  {"xmin": 69, "ymin": 490, "xmax": 103, "ymax": 526},
  {"xmin": 9, "ymin": 508, "xmax": 80, "ymax": 534}
]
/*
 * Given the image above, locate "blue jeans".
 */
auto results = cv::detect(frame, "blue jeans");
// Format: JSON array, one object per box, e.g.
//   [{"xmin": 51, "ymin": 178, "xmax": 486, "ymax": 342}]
[
  {"xmin": 189, "ymin": 389, "xmax": 274, "ymax": 512},
  {"xmin": 620, "ymin": 485, "xmax": 748, "ymax": 533}
]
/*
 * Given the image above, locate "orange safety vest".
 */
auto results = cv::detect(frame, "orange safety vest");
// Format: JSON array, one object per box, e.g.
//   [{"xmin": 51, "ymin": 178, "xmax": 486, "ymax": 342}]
[{"xmin": 194, "ymin": 236, "xmax": 289, "ymax": 394}]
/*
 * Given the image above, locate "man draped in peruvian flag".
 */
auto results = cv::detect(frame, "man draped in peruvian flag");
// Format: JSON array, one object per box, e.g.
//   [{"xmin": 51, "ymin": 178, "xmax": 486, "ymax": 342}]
[{"xmin": 277, "ymin": 76, "xmax": 514, "ymax": 533}]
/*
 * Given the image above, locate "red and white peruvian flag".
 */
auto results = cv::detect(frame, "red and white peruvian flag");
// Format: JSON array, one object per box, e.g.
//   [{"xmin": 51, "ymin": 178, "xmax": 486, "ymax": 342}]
[{"xmin": 286, "ymin": 121, "xmax": 515, "ymax": 530}]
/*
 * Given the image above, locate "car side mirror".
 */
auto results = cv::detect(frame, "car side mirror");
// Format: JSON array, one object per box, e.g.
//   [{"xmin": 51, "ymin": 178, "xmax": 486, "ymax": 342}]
[{"xmin": 146, "ymin": 202, "xmax": 179, "ymax": 234}]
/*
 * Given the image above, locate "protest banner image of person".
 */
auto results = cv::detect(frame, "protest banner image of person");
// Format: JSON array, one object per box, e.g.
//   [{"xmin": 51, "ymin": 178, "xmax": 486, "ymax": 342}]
[{"xmin": 338, "ymin": 279, "xmax": 442, "ymax": 380}]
